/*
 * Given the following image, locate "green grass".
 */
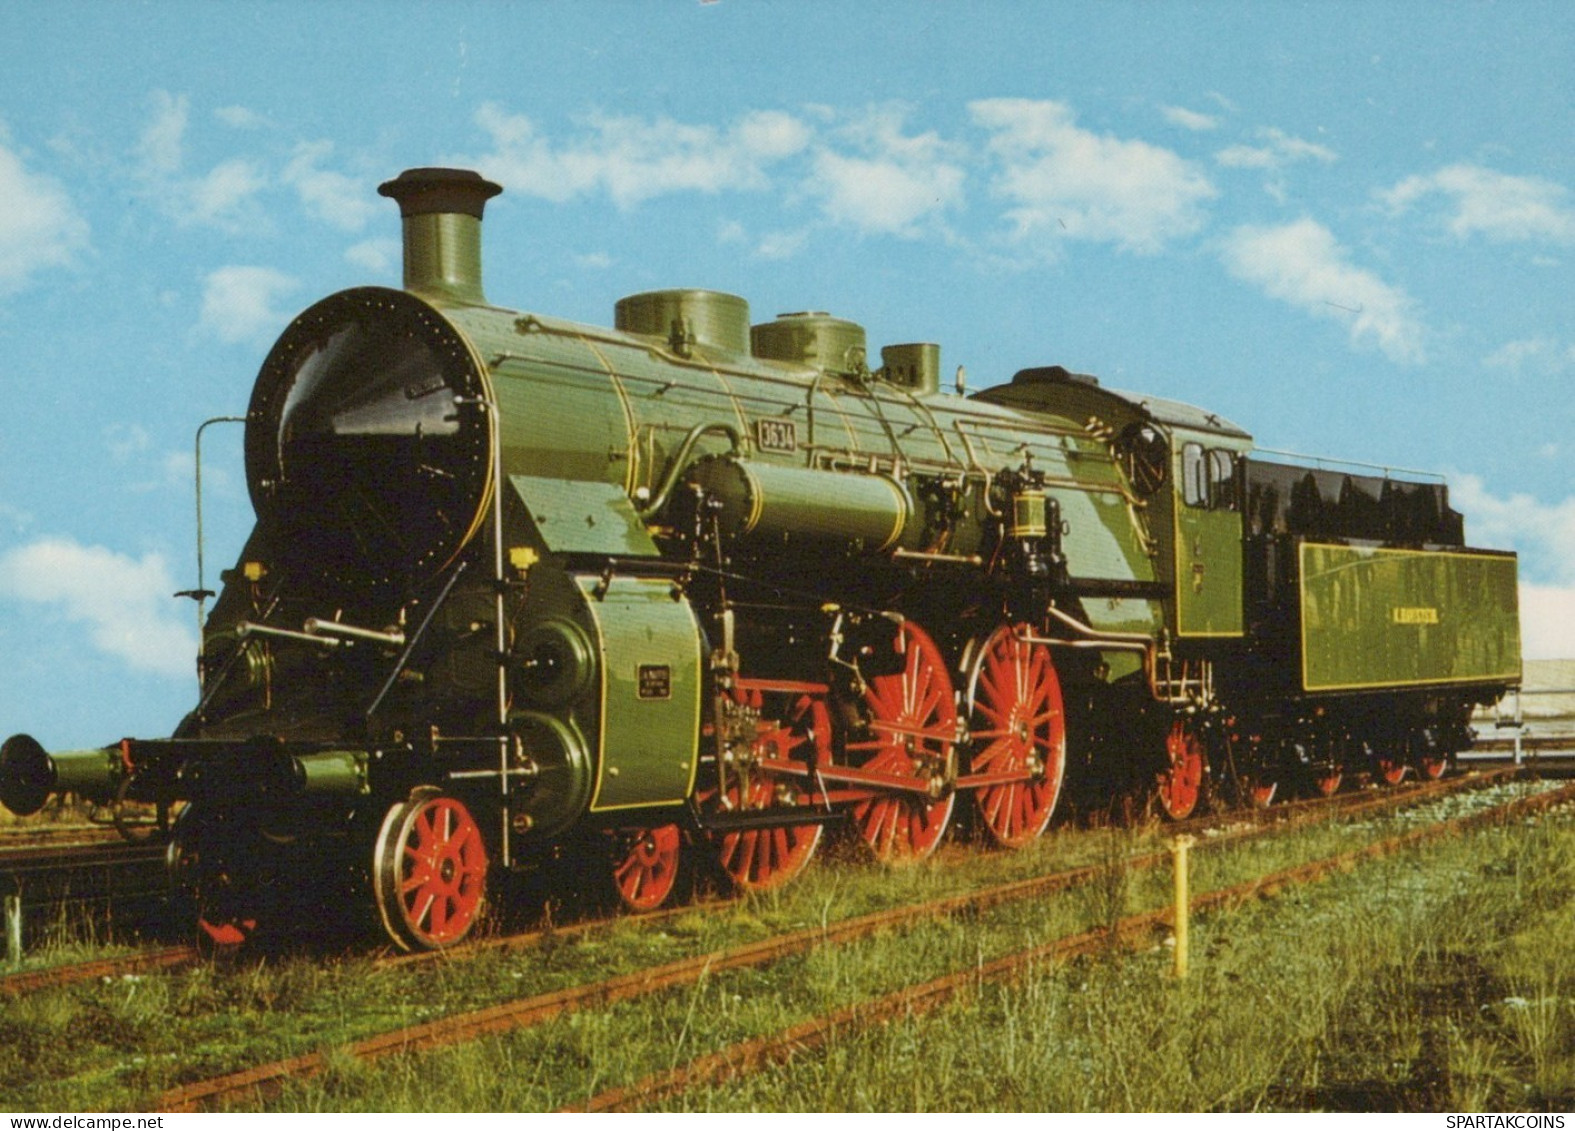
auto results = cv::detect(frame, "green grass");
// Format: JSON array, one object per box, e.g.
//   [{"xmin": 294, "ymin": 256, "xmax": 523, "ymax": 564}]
[{"xmin": 1, "ymin": 783, "xmax": 1568, "ymax": 1111}]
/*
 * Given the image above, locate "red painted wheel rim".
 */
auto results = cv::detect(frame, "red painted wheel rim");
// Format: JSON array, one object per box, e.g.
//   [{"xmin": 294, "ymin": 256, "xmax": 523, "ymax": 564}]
[
  {"xmin": 1156, "ymin": 719, "xmax": 1206, "ymax": 820},
  {"xmin": 376, "ymin": 793, "xmax": 488, "ymax": 950},
  {"xmin": 969, "ymin": 625, "xmax": 1065, "ymax": 848},
  {"xmin": 1376, "ymin": 756, "xmax": 1409, "ymax": 786},
  {"xmin": 710, "ymin": 689, "xmax": 826, "ymax": 891},
  {"xmin": 848, "ymin": 620, "xmax": 956, "ymax": 863},
  {"xmin": 1249, "ymin": 779, "xmax": 1278, "ymax": 808},
  {"xmin": 1416, "ymin": 752, "xmax": 1448, "ymax": 780},
  {"xmin": 1314, "ymin": 770, "xmax": 1343, "ymax": 797},
  {"xmin": 613, "ymin": 824, "xmax": 682, "ymax": 912}
]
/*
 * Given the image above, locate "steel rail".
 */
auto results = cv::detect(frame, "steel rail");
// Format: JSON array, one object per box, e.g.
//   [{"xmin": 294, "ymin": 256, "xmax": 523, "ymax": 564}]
[
  {"xmin": 573, "ymin": 778, "xmax": 1575, "ymax": 1112},
  {"xmin": 145, "ymin": 766, "xmax": 1518, "ymax": 1112}
]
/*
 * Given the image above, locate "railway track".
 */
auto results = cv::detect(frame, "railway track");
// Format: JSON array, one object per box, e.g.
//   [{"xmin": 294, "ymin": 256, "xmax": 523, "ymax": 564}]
[
  {"xmin": 144, "ymin": 766, "xmax": 1535, "ymax": 1112},
  {"xmin": 0, "ymin": 764, "xmax": 1515, "ymax": 1002},
  {"xmin": 572, "ymin": 777, "xmax": 1575, "ymax": 1112}
]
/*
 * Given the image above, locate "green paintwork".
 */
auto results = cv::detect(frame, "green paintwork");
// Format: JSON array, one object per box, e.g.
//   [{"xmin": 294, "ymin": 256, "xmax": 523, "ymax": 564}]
[
  {"xmin": 688, "ymin": 456, "xmax": 910, "ymax": 552},
  {"xmin": 294, "ymin": 750, "xmax": 369, "ymax": 796},
  {"xmin": 615, "ymin": 289, "xmax": 752, "ymax": 356},
  {"xmin": 1299, "ymin": 542, "xmax": 1521, "ymax": 692},
  {"xmin": 1175, "ymin": 502, "xmax": 1244, "ymax": 636},
  {"xmin": 576, "ymin": 574, "xmax": 702, "ymax": 811},
  {"xmin": 509, "ymin": 474, "xmax": 661, "ymax": 557},
  {"xmin": 508, "ymin": 709, "xmax": 594, "ymax": 839},
  {"xmin": 38, "ymin": 746, "xmax": 120, "ymax": 806}
]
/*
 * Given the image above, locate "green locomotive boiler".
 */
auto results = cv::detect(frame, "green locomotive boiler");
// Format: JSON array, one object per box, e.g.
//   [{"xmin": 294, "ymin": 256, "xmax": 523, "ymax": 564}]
[{"xmin": 0, "ymin": 169, "xmax": 1521, "ymax": 950}]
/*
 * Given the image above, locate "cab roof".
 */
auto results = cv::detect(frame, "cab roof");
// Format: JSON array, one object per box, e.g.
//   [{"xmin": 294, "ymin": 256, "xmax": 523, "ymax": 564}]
[{"xmin": 975, "ymin": 366, "xmax": 1253, "ymax": 443}]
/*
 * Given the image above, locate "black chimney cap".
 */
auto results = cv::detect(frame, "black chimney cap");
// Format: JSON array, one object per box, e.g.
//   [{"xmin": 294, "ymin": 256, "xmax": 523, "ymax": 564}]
[{"xmin": 378, "ymin": 167, "xmax": 503, "ymax": 220}]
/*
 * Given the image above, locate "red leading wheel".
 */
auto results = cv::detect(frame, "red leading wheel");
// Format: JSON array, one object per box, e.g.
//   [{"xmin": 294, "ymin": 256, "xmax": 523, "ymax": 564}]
[
  {"xmin": 707, "ymin": 684, "xmax": 828, "ymax": 892},
  {"xmin": 612, "ymin": 824, "xmax": 683, "ymax": 912},
  {"xmin": 374, "ymin": 789, "xmax": 489, "ymax": 951},
  {"xmin": 1375, "ymin": 754, "xmax": 1409, "ymax": 786},
  {"xmin": 967, "ymin": 624, "xmax": 1065, "ymax": 849},
  {"xmin": 847, "ymin": 620, "xmax": 957, "ymax": 863},
  {"xmin": 1156, "ymin": 718, "xmax": 1206, "ymax": 820}
]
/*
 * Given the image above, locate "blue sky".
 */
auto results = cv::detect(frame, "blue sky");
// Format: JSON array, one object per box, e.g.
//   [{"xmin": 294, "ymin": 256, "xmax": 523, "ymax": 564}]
[{"xmin": 0, "ymin": 0, "xmax": 1571, "ymax": 748}]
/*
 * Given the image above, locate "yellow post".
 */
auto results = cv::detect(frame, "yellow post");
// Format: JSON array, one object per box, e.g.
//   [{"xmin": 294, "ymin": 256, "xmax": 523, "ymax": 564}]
[{"xmin": 1172, "ymin": 835, "xmax": 1193, "ymax": 979}]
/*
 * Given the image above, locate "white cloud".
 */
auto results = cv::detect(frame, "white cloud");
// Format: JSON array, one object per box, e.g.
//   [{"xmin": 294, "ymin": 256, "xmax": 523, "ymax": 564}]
[
  {"xmin": 471, "ymin": 104, "xmax": 812, "ymax": 210},
  {"xmin": 133, "ymin": 92, "xmax": 266, "ymax": 232},
  {"xmin": 1520, "ymin": 584, "xmax": 1575, "ymax": 660},
  {"xmin": 185, "ymin": 157, "xmax": 267, "ymax": 229},
  {"xmin": 805, "ymin": 107, "xmax": 965, "ymax": 237},
  {"xmin": 755, "ymin": 228, "xmax": 809, "ymax": 260},
  {"xmin": 1446, "ymin": 477, "xmax": 1575, "ymax": 660},
  {"xmin": 345, "ymin": 237, "xmax": 400, "ymax": 276},
  {"xmin": 1218, "ymin": 218, "xmax": 1427, "ymax": 365},
  {"xmin": 0, "ymin": 537, "xmax": 196, "ymax": 678},
  {"xmin": 136, "ymin": 90, "xmax": 188, "ymax": 177},
  {"xmin": 1449, "ymin": 476, "xmax": 1575, "ymax": 589},
  {"xmin": 1215, "ymin": 127, "xmax": 1336, "ymax": 170},
  {"xmin": 199, "ymin": 265, "xmax": 299, "ymax": 345},
  {"xmin": 1482, "ymin": 337, "xmax": 1575, "ymax": 378},
  {"xmin": 0, "ymin": 132, "xmax": 90, "ymax": 295},
  {"xmin": 282, "ymin": 141, "xmax": 377, "ymax": 231},
  {"xmin": 1161, "ymin": 105, "xmax": 1219, "ymax": 132},
  {"xmin": 970, "ymin": 98, "xmax": 1216, "ymax": 254},
  {"xmin": 1380, "ymin": 163, "xmax": 1575, "ymax": 245},
  {"xmin": 215, "ymin": 105, "xmax": 271, "ymax": 131}
]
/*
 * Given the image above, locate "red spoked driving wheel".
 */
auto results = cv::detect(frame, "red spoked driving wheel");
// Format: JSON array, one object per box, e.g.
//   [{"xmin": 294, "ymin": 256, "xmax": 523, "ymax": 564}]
[
  {"xmin": 846, "ymin": 619, "xmax": 957, "ymax": 863},
  {"xmin": 967, "ymin": 624, "xmax": 1065, "ymax": 848},
  {"xmin": 707, "ymin": 683, "xmax": 828, "ymax": 892}
]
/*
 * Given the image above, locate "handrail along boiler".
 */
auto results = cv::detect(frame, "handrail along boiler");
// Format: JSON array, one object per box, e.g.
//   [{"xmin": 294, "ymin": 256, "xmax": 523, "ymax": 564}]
[{"xmin": 0, "ymin": 169, "xmax": 1522, "ymax": 950}]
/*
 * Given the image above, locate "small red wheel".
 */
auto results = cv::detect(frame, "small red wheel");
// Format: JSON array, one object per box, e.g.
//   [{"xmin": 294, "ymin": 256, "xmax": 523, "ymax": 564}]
[
  {"xmin": 1375, "ymin": 754, "xmax": 1409, "ymax": 786},
  {"xmin": 373, "ymin": 789, "xmax": 489, "ymax": 951},
  {"xmin": 708, "ymin": 686, "xmax": 827, "ymax": 891},
  {"xmin": 846, "ymin": 619, "xmax": 957, "ymax": 863},
  {"xmin": 1156, "ymin": 718, "xmax": 1206, "ymax": 820},
  {"xmin": 1313, "ymin": 769, "xmax": 1343, "ymax": 797},
  {"xmin": 612, "ymin": 824, "xmax": 682, "ymax": 912},
  {"xmin": 967, "ymin": 624, "xmax": 1065, "ymax": 848},
  {"xmin": 1415, "ymin": 749, "xmax": 1449, "ymax": 781},
  {"xmin": 1246, "ymin": 777, "xmax": 1278, "ymax": 808},
  {"xmin": 1411, "ymin": 729, "xmax": 1449, "ymax": 781}
]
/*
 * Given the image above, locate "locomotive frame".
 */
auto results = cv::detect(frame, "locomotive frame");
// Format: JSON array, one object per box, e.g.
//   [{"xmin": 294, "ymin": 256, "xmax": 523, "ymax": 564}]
[{"xmin": 0, "ymin": 168, "xmax": 1521, "ymax": 951}]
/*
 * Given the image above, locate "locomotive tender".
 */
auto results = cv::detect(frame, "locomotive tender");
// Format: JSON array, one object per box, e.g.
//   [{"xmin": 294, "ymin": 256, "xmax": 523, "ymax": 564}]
[{"xmin": 0, "ymin": 168, "xmax": 1522, "ymax": 950}]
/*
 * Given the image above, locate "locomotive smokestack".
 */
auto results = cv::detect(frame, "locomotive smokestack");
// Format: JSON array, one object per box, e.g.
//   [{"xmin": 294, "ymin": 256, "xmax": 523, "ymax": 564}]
[{"xmin": 377, "ymin": 167, "xmax": 503, "ymax": 305}]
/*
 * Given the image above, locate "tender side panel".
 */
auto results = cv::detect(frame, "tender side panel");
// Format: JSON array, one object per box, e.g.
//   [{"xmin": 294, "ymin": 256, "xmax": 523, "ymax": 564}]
[{"xmin": 1298, "ymin": 542, "xmax": 1521, "ymax": 692}]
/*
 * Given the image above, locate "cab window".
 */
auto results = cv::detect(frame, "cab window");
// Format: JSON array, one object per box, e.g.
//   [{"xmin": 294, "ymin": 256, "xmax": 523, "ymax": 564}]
[
  {"xmin": 1182, "ymin": 443, "xmax": 1208, "ymax": 507},
  {"xmin": 1209, "ymin": 449, "xmax": 1238, "ymax": 511},
  {"xmin": 1182, "ymin": 443, "xmax": 1238, "ymax": 510}
]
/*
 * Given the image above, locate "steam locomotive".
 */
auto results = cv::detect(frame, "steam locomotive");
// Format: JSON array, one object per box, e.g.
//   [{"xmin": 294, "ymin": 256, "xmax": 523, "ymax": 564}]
[{"xmin": 0, "ymin": 168, "xmax": 1522, "ymax": 950}]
